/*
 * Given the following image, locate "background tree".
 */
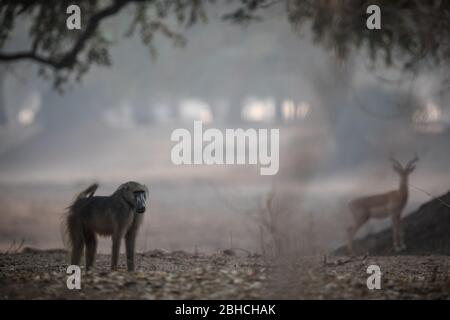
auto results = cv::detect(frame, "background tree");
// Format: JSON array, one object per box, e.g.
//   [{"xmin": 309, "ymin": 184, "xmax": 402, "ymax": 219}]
[
  {"xmin": 0, "ymin": 0, "xmax": 210, "ymax": 89},
  {"xmin": 226, "ymin": 0, "xmax": 450, "ymax": 80},
  {"xmin": 1, "ymin": 0, "xmax": 449, "ymax": 88}
]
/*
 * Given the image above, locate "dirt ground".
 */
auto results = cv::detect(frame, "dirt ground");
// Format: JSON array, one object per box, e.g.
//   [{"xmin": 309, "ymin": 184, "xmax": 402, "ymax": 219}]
[{"xmin": 0, "ymin": 249, "xmax": 449, "ymax": 299}]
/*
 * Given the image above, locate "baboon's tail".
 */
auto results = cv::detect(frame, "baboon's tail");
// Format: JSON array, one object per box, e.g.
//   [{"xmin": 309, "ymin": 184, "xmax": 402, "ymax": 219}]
[
  {"xmin": 65, "ymin": 208, "xmax": 84, "ymax": 253},
  {"xmin": 61, "ymin": 183, "xmax": 97, "ymax": 253},
  {"xmin": 75, "ymin": 183, "xmax": 99, "ymax": 201}
]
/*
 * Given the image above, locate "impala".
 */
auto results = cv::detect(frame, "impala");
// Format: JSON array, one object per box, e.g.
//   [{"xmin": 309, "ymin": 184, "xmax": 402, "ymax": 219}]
[{"xmin": 347, "ymin": 154, "xmax": 419, "ymax": 254}]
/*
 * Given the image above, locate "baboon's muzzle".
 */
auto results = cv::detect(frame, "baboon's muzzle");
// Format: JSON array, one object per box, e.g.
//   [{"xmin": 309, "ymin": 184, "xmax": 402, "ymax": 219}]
[
  {"xmin": 134, "ymin": 191, "xmax": 147, "ymax": 214},
  {"xmin": 136, "ymin": 207, "xmax": 146, "ymax": 214}
]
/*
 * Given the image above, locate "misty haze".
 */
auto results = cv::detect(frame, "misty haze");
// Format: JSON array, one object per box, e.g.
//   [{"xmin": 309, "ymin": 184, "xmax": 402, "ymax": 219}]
[{"xmin": 1, "ymin": 0, "xmax": 449, "ymax": 300}]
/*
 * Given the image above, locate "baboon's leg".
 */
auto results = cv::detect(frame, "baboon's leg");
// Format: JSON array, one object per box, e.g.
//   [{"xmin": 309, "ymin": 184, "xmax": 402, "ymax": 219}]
[
  {"xmin": 111, "ymin": 231, "xmax": 124, "ymax": 271},
  {"xmin": 68, "ymin": 213, "xmax": 84, "ymax": 266},
  {"xmin": 84, "ymin": 229, "xmax": 97, "ymax": 270},
  {"xmin": 125, "ymin": 229, "xmax": 137, "ymax": 271},
  {"xmin": 70, "ymin": 238, "xmax": 84, "ymax": 266}
]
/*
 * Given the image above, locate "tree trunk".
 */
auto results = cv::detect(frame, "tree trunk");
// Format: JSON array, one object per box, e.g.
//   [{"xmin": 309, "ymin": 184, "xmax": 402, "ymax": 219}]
[{"xmin": 0, "ymin": 68, "xmax": 7, "ymax": 126}]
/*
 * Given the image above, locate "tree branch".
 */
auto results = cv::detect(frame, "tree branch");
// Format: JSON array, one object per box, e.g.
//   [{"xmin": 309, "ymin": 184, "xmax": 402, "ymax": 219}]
[{"xmin": 0, "ymin": 0, "xmax": 132, "ymax": 69}]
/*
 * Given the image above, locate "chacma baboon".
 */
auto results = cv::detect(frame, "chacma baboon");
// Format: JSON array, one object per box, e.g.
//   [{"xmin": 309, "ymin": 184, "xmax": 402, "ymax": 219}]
[{"xmin": 66, "ymin": 181, "xmax": 149, "ymax": 271}]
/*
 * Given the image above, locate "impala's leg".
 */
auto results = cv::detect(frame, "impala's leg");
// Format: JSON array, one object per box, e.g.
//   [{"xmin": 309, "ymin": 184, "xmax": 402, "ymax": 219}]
[
  {"xmin": 347, "ymin": 220, "xmax": 366, "ymax": 254},
  {"xmin": 347, "ymin": 224, "xmax": 355, "ymax": 254},
  {"xmin": 392, "ymin": 215, "xmax": 401, "ymax": 252},
  {"xmin": 347, "ymin": 206, "xmax": 368, "ymax": 255},
  {"xmin": 398, "ymin": 214, "xmax": 406, "ymax": 250}
]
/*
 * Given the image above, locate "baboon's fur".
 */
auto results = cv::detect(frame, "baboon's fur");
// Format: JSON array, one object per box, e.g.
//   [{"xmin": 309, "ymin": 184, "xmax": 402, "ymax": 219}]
[{"xmin": 66, "ymin": 181, "xmax": 148, "ymax": 271}]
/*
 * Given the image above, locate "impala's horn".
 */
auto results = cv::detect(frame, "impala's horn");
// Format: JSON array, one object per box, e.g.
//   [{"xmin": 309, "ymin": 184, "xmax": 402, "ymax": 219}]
[
  {"xmin": 389, "ymin": 153, "xmax": 403, "ymax": 170},
  {"xmin": 406, "ymin": 153, "xmax": 419, "ymax": 170}
]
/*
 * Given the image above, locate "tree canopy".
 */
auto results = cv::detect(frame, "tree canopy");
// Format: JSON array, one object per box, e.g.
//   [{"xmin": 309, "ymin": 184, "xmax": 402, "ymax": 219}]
[{"xmin": 0, "ymin": 0, "xmax": 449, "ymax": 88}]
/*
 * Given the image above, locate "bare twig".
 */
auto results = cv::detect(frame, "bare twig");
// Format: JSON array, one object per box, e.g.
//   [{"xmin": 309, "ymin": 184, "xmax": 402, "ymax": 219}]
[{"xmin": 408, "ymin": 183, "xmax": 450, "ymax": 208}]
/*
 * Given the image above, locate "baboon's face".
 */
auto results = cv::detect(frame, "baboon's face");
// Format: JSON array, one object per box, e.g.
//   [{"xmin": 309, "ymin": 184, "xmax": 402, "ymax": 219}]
[
  {"xmin": 134, "ymin": 190, "xmax": 147, "ymax": 213},
  {"xmin": 119, "ymin": 181, "xmax": 149, "ymax": 214}
]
